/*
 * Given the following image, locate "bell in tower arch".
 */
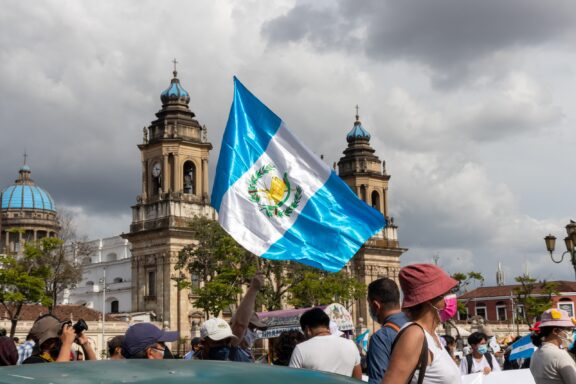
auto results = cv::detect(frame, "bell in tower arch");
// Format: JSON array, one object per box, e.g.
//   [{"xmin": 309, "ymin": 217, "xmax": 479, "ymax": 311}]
[{"xmin": 183, "ymin": 161, "xmax": 196, "ymax": 195}]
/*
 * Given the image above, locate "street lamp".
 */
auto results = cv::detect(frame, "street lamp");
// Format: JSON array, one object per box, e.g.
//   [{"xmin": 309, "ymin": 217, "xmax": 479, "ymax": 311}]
[
  {"xmin": 171, "ymin": 272, "xmax": 186, "ymax": 357},
  {"xmin": 544, "ymin": 220, "xmax": 576, "ymax": 279}
]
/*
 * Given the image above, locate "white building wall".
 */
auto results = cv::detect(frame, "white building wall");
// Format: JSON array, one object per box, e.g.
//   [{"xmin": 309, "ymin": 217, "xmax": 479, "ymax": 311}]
[{"xmin": 64, "ymin": 236, "xmax": 133, "ymax": 314}]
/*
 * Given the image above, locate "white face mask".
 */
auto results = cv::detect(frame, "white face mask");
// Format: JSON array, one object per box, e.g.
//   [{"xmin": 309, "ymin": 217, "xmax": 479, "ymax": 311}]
[{"xmin": 559, "ymin": 330, "xmax": 574, "ymax": 349}]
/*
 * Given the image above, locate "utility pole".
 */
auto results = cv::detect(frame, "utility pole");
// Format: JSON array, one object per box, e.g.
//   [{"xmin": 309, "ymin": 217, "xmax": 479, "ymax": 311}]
[{"xmin": 101, "ymin": 268, "xmax": 106, "ymax": 357}]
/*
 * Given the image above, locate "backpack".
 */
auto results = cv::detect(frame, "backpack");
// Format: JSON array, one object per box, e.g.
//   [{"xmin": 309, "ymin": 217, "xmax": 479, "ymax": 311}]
[
  {"xmin": 391, "ymin": 323, "xmax": 428, "ymax": 384},
  {"xmin": 466, "ymin": 352, "xmax": 494, "ymax": 374}
]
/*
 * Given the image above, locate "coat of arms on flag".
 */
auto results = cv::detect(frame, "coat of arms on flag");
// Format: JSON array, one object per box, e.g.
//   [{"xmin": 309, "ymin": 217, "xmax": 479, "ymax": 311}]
[
  {"xmin": 211, "ymin": 77, "xmax": 385, "ymax": 272},
  {"xmin": 248, "ymin": 164, "xmax": 303, "ymax": 218}
]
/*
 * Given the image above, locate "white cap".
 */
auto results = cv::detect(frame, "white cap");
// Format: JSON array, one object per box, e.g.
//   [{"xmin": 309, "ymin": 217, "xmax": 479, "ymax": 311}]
[{"xmin": 200, "ymin": 318, "xmax": 238, "ymax": 341}]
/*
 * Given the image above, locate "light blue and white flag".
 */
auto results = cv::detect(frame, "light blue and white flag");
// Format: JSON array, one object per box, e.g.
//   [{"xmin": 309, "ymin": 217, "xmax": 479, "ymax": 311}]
[
  {"xmin": 509, "ymin": 334, "xmax": 535, "ymax": 361},
  {"xmin": 211, "ymin": 77, "xmax": 385, "ymax": 272},
  {"xmin": 355, "ymin": 329, "xmax": 370, "ymax": 354}
]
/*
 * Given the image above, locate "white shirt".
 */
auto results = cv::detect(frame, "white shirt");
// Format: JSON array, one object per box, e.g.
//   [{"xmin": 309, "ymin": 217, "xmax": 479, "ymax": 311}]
[
  {"xmin": 407, "ymin": 325, "xmax": 461, "ymax": 384},
  {"xmin": 289, "ymin": 335, "xmax": 360, "ymax": 377},
  {"xmin": 460, "ymin": 353, "xmax": 501, "ymax": 375}
]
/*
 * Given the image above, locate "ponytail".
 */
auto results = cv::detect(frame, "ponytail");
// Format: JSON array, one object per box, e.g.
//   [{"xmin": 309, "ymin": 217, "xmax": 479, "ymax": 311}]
[{"xmin": 531, "ymin": 327, "xmax": 554, "ymax": 348}]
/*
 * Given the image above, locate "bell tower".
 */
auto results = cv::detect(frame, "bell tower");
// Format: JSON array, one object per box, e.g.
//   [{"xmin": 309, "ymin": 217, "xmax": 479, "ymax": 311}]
[
  {"xmin": 123, "ymin": 64, "xmax": 215, "ymax": 338},
  {"xmin": 337, "ymin": 107, "xmax": 407, "ymax": 332}
]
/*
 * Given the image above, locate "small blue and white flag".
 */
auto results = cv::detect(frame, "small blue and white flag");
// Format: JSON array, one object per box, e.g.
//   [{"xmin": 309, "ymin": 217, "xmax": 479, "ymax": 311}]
[
  {"xmin": 211, "ymin": 77, "xmax": 385, "ymax": 272},
  {"xmin": 509, "ymin": 334, "xmax": 536, "ymax": 361},
  {"xmin": 355, "ymin": 329, "xmax": 370, "ymax": 354}
]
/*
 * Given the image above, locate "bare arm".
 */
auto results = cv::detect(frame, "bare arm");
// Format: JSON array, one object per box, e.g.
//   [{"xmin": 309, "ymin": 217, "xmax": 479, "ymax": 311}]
[
  {"xmin": 352, "ymin": 364, "xmax": 363, "ymax": 380},
  {"xmin": 381, "ymin": 325, "xmax": 425, "ymax": 384},
  {"xmin": 77, "ymin": 333, "xmax": 97, "ymax": 361},
  {"xmin": 56, "ymin": 325, "xmax": 75, "ymax": 362},
  {"xmin": 230, "ymin": 273, "xmax": 264, "ymax": 347}
]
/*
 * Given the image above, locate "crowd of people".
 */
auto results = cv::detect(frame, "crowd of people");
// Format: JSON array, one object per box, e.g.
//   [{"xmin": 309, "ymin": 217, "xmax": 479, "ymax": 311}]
[{"xmin": 1, "ymin": 264, "xmax": 576, "ymax": 383}]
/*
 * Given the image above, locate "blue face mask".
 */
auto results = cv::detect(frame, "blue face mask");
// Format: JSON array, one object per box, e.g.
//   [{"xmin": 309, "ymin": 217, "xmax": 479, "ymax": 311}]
[
  {"xmin": 477, "ymin": 345, "xmax": 488, "ymax": 354},
  {"xmin": 208, "ymin": 346, "xmax": 230, "ymax": 361}
]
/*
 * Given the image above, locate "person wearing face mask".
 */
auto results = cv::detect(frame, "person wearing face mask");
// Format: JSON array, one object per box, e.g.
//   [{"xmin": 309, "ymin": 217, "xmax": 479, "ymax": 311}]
[
  {"xmin": 196, "ymin": 273, "xmax": 265, "ymax": 362},
  {"xmin": 122, "ymin": 322, "xmax": 179, "ymax": 359},
  {"xmin": 366, "ymin": 277, "xmax": 409, "ymax": 384},
  {"xmin": 530, "ymin": 308, "xmax": 576, "ymax": 384},
  {"xmin": 383, "ymin": 263, "xmax": 461, "ymax": 384},
  {"xmin": 460, "ymin": 332, "xmax": 500, "ymax": 375}
]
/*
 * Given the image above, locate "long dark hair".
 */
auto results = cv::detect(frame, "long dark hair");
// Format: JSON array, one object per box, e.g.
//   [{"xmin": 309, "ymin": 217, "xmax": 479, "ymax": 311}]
[{"xmin": 531, "ymin": 327, "xmax": 555, "ymax": 348}]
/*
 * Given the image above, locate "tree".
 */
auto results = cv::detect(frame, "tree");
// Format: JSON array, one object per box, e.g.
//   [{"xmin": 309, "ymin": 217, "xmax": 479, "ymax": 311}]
[
  {"xmin": 452, "ymin": 271, "xmax": 485, "ymax": 319},
  {"xmin": 513, "ymin": 274, "xmax": 558, "ymax": 325},
  {"xmin": 176, "ymin": 216, "xmax": 367, "ymax": 315},
  {"xmin": 175, "ymin": 216, "xmax": 257, "ymax": 317},
  {"xmin": 0, "ymin": 242, "xmax": 52, "ymax": 337},
  {"xmin": 287, "ymin": 268, "xmax": 366, "ymax": 309},
  {"xmin": 37, "ymin": 213, "xmax": 91, "ymax": 312}
]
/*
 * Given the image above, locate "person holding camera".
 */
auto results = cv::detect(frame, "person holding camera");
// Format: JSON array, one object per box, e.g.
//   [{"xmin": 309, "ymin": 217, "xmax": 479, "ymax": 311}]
[{"xmin": 22, "ymin": 314, "xmax": 96, "ymax": 364}]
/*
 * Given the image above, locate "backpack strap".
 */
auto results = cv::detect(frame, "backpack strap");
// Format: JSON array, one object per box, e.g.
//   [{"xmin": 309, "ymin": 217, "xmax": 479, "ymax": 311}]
[
  {"xmin": 484, "ymin": 353, "xmax": 493, "ymax": 370},
  {"xmin": 466, "ymin": 354, "xmax": 473, "ymax": 374},
  {"xmin": 391, "ymin": 323, "xmax": 428, "ymax": 384},
  {"xmin": 383, "ymin": 321, "xmax": 401, "ymax": 332}
]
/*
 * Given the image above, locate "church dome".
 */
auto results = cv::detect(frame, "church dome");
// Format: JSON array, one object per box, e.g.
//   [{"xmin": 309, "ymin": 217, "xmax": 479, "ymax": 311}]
[
  {"xmin": 160, "ymin": 69, "xmax": 190, "ymax": 105},
  {"xmin": 1, "ymin": 166, "xmax": 56, "ymax": 212},
  {"xmin": 346, "ymin": 112, "xmax": 371, "ymax": 142}
]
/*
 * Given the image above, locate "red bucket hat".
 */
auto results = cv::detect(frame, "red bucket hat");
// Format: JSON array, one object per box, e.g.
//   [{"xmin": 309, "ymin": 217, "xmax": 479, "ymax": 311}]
[{"xmin": 399, "ymin": 264, "xmax": 458, "ymax": 308}]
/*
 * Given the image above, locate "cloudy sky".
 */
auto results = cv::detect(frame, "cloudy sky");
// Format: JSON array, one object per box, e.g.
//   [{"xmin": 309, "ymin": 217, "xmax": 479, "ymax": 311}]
[{"xmin": 1, "ymin": 0, "xmax": 575, "ymax": 284}]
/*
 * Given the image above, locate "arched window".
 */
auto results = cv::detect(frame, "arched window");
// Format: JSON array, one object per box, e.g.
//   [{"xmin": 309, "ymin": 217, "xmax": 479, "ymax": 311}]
[
  {"xmin": 86, "ymin": 281, "xmax": 94, "ymax": 287},
  {"xmin": 106, "ymin": 253, "xmax": 117, "ymax": 262},
  {"xmin": 371, "ymin": 191, "xmax": 381, "ymax": 211},
  {"xmin": 113, "ymin": 277, "xmax": 123, "ymax": 284},
  {"xmin": 110, "ymin": 300, "xmax": 119, "ymax": 314},
  {"xmin": 183, "ymin": 161, "xmax": 196, "ymax": 195}
]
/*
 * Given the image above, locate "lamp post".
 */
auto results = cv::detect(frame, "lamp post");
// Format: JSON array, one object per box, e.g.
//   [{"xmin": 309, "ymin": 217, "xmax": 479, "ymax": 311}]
[
  {"xmin": 171, "ymin": 272, "xmax": 186, "ymax": 357},
  {"xmin": 544, "ymin": 220, "xmax": 576, "ymax": 279},
  {"xmin": 99, "ymin": 268, "xmax": 107, "ymax": 356}
]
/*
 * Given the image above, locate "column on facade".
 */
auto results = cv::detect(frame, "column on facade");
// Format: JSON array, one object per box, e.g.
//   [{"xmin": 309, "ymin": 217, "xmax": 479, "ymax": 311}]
[
  {"xmin": 173, "ymin": 154, "xmax": 181, "ymax": 192},
  {"xmin": 163, "ymin": 155, "xmax": 170, "ymax": 193},
  {"xmin": 142, "ymin": 160, "xmax": 148, "ymax": 199},
  {"xmin": 382, "ymin": 188, "xmax": 388, "ymax": 217},
  {"xmin": 202, "ymin": 158, "xmax": 208, "ymax": 198}
]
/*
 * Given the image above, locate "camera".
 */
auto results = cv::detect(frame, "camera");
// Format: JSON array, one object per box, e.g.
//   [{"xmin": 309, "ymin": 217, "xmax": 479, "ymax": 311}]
[{"xmin": 62, "ymin": 319, "xmax": 88, "ymax": 335}]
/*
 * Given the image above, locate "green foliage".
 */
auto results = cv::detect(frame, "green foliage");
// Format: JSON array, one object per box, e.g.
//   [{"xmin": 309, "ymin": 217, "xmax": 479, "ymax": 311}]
[
  {"xmin": 513, "ymin": 274, "xmax": 559, "ymax": 325},
  {"xmin": 288, "ymin": 268, "xmax": 366, "ymax": 309},
  {"xmin": 451, "ymin": 271, "xmax": 485, "ymax": 294},
  {"xmin": 176, "ymin": 216, "xmax": 367, "ymax": 315},
  {"xmin": 0, "ymin": 241, "xmax": 53, "ymax": 337},
  {"xmin": 176, "ymin": 216, "xmax": 257, "ymax": 317}
]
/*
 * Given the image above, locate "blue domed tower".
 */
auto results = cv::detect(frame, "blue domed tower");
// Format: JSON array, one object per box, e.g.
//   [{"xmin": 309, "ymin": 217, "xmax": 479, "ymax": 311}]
[
  {"xmin": 123, "ymin": 62, "xmax": 215, "ymax": 338},
  {"xmin": 0, "ymin": 163, "xmax": 60, "ymax": 254},
  {"xmin": 337, "ymin": 107, "xmax": 406, "ymax": 332}
]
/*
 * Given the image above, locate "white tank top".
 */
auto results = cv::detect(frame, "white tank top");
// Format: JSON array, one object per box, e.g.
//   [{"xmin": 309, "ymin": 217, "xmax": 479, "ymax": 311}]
[{"xmin": 402, "ymin": 324, "xmax": 461, "ymax": 384}]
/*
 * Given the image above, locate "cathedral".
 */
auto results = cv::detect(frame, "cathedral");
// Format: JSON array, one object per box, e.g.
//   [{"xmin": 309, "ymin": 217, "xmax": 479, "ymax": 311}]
[
  {"xmin": 124, "ymin": 67, "xmax": 406, "ymax": 337},
  {"xmin": 0, "ymin": 163, "xmax": 60, "ymax": 255}
]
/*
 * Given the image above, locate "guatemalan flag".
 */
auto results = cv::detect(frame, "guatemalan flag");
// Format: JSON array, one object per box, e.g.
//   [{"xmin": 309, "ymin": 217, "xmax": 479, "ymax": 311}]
[{"xmin": 211, "ymin": 77, "xmax": 385, "ymax": 272}]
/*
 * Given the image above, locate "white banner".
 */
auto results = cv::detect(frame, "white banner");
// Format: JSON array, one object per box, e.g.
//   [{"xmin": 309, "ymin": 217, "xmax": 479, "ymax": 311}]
[{"xmin": 461, "ymin": 369, "xmax": 535, "ymax": 384}]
